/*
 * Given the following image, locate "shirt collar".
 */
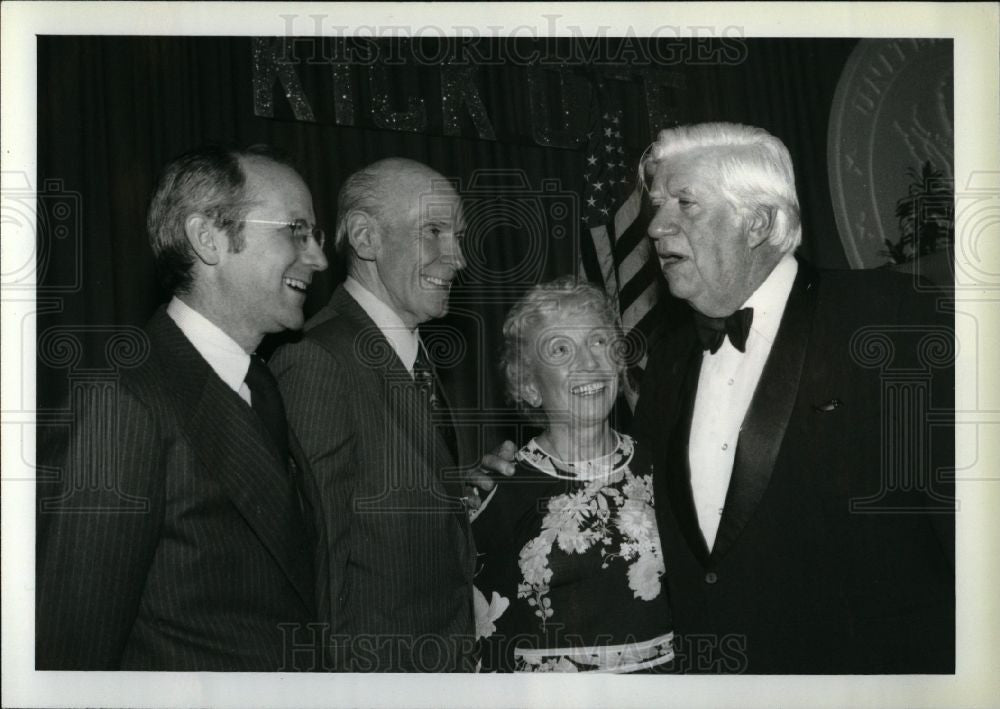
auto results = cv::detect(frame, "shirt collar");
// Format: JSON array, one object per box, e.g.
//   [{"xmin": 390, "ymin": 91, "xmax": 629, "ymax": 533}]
[
  {"xmin": 741, "ymin": 254, "xmax": 798, "ymax": 345},
  {"xmin": 344, "ymin": 276, "xmax": 420, "ymax": 372},
  {"xmin": 166, "ymin": 296, "xmax": 250, "ymax": 394}
]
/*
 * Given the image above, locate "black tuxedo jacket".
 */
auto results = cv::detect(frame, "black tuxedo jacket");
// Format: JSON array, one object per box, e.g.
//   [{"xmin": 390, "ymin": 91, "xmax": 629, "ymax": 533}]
[
  {"xmin": 633, "ymin": 262, "xmax": 954, "ymax": 673},
  {"xmin": 270, "ymin": 286, "xmax": 476, "ymax": 672},
  {"xmin": 36, "ymin": 308, "xmax": 320, "ymax": 670}
]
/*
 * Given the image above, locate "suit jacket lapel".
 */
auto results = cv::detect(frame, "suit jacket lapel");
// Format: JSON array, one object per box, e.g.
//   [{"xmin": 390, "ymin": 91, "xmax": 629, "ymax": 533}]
[
  {"xmin": 319, "ymin": 288, "xmax": 465, "ymax": 510},
  {"xmin": 711, "ymin": 262, "xmax": 820, "ymax": 561},
  {"xmin": 147, "ymin": 310, "xmax": 314, "ymax": 609},
  {"xmin": 416, "ymin": 339, "xmax": 464, "ymax": 499},
  {"xmin": 290, "ymin": 428, "xmax": 327, "ymax": 621}
]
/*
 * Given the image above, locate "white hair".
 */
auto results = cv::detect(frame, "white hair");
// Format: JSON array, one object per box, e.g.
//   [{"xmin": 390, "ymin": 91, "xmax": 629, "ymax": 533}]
[{"xmin": 641, "ymin": 122, "xmax": 802, "ymax": 253}]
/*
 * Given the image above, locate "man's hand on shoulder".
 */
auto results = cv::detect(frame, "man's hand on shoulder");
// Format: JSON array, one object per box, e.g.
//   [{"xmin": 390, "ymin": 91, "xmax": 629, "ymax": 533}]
[{"xmin": 463, "ymin": 440, "xmax": 517, "ymax": 512}]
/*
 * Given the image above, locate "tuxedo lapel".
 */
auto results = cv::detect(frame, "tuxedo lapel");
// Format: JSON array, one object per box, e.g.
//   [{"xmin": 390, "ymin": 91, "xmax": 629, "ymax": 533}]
[
  {"xmin": 651, "ymin": 323, "xmax": 712, "ymax": 566},
  {"xmin": 669, "ymin": 339, "xmax": 713, "ymax": 565},
  {"xmin": 147, "ymin": 310, "xmax": 314, "ymax": 609},
  {"xmin": 711, "ymin": 263, "xmax": 820, "ymax": 560}
]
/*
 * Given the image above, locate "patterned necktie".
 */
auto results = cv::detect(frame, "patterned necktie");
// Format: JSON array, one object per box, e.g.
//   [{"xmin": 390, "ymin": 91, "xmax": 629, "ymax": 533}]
[
  {"xmin": 413, "ymin": 343, "xmax": 459, "ymax": 463},
  {"xmin": 693, "ymin": 307, "xmax": 754, "ymax": 354},
  {"xmin": 245, "ymin": 354, "xmax": 290, "ymax": 462}
]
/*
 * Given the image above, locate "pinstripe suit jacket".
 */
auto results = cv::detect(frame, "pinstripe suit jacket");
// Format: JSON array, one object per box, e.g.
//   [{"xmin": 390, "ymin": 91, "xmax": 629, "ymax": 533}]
[
  {"xmin": 36, "ymin": 308, "xmax": 321, "ymax": 671},
  {"xmin": 270, "ymin": 285, "xmax": 476, "ymax": 672}
]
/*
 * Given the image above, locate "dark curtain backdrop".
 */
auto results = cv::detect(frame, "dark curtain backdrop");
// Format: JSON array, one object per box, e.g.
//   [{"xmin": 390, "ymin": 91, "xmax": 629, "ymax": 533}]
[{"xmin": 37, "ymin": 36, "xmax": 858, "ymax": 455}]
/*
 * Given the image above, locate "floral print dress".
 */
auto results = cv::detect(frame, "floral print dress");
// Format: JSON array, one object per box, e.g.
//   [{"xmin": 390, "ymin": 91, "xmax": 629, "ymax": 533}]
[{"xmin": 471, "ymin": 432, "xmax": 674, "ymax": 672}]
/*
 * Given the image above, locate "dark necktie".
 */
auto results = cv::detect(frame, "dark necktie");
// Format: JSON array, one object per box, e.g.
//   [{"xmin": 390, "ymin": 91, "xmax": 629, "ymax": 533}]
[
  {"xmin": 693, "ymin": 307, "xmax": 754, "ymax": 354},
  {"xmin": 245, "ymin": 355, "xmax": 313, "ymax": 580},
  {"xmin": 413, "ymin": 343, "xmax": 459, "ymax": 463},
  {"xmin": 245, "ymin": 354, "xmax": 290, "ymax": 461}
]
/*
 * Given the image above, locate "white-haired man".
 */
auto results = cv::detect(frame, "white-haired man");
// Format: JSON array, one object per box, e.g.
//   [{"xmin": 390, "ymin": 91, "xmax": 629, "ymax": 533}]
[{"xmin": 633, "ymin": 122, "xmax": 954, "ymax": 673}]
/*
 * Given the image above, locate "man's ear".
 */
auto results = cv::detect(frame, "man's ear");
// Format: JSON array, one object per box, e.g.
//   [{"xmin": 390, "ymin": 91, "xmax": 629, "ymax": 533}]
[
  {"xmin": 184, "ymin": 214, "xmax": 223, "ymax": 266},
  {"xmin": 346, "ymin": 211, "xmax": 379, "ymax": 262},
  {"xmin": 746, "ymin": 205, "xmax": 776, "ymax": 249}
]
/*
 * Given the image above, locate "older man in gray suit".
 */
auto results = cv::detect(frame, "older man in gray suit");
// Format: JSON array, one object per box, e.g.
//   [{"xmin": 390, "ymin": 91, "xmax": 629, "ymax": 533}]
[{"xmin": 271, "ymin": 158, "xmax": 476, "ymax": 672}]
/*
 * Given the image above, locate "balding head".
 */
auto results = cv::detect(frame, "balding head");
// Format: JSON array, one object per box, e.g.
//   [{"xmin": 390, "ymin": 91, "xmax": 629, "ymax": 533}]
[
  {"xmin": 334, "ymin": 158, "xmax": 450, "ymax": 261},
  {"xmin": 335, "ymin": 158, "xmax": 466, "ymax": 328}
]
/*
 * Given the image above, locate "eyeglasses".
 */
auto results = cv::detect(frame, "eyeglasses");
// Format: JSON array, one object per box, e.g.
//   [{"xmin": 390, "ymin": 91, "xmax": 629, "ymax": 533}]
[{"xmin": 242, "ymin": 218, "xmax": 326, "ymax": 251}]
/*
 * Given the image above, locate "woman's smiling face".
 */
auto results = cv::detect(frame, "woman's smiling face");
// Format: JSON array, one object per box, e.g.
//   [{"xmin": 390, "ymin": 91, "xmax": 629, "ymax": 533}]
[{"xmin": 527, "ymin": 307, "xmax": 620, "ymax": 430}]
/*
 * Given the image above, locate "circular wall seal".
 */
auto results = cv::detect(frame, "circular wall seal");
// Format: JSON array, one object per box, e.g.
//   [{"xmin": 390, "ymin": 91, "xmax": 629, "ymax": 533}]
[{"xmin": 827, "ymin": 39, "xmax": 953, "ymax": 272}]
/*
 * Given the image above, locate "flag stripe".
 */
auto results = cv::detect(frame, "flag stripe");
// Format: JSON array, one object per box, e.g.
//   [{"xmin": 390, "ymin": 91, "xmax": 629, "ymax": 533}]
[
  {"xmin": 619, "ymin": 253, "xmax": 657, "ymax": 315},
  {"xmin": 617, "ymin": 238, "xmax": 650, "ymax": 288},
  {"xmin": 578, "ymin": 219, "xmax": 606, "ymax": 287},
  {"xmin": 613, "ymin": 215, "xmax": 649, "ymax": 265},
  {"xmin": 589, "ymin": 225, "xmax": 619, "ymax": 296},
  {"xmin": 622, "ymin": 278, "xmax": 658, "ymax": 325},
  {"xmin": 613, "ymin": 191, "xmax": 641, "ymax": 240},
  {"xmin": 579, "ymin": 106, "xmax": 659, "ymax": 411}
]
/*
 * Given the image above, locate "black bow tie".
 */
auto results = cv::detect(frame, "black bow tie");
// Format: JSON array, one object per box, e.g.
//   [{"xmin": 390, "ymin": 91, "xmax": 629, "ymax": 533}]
[{"xmin": 693, "ymin": 308, "xmax": 754, "ymax": 354}]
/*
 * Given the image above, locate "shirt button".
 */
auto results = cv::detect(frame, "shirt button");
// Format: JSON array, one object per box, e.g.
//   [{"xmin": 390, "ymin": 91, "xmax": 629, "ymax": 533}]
[
  {"xmin": 728, "ymin": 378, "xmax": 734, "ymax": 385},
  {"xmin": 721, "ymin": 443, "xmax": 729, "ymax": 450},
  {"xmin": 705, "ymin": 571, "xmax": 718, "ymax": 584}
]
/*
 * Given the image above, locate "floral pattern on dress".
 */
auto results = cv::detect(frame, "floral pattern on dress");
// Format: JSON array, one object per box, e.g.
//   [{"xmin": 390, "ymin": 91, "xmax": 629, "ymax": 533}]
[
  {"xmin": 473, "ymin": 586, "xmax": 510, "ymax": 640},
  {"xmin": 514, "ymin": 434, "xmax": 665, "ymax": 631}
]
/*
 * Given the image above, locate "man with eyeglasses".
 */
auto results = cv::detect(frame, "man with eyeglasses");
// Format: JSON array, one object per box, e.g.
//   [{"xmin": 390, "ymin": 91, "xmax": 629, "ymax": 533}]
[
  {"xmin": 36, "ymin": 144, "xmax": 329, "ymax": 670},
  {"xmin": 271, "ymin": 157, "xmax": 476, "ymax": 672}
]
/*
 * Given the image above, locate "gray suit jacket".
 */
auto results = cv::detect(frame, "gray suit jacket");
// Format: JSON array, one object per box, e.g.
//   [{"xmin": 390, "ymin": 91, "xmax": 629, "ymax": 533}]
[
  {"xmin": 36, "ymin": 308, "xmax": 320, "ymax": 670},
  {"xmin": 270, "ymin": 285, "xmax": 476, "ymax": 672}
]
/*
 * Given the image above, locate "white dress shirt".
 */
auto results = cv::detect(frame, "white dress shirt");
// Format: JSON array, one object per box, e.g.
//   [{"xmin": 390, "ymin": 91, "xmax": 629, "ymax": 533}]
[
  {"xmin": 166, "ymin": 296, "xmax": 252, "ymax": 405},
  {"xmin": 688, "ymin": 255, "xmax": 798, "ymax": 551},
  {"xmin": 344, "ymin": 276, "xmax": 421, "ymax": 374}
]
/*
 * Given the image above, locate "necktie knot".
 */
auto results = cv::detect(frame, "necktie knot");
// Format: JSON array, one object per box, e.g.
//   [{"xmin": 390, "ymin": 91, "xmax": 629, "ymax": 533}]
[
  {"xmin": 245, "ymin": 353, "xmax": 275, "ymax": 389},
  {"xmin": 694, "ymin": 307, "xmax": 754, "ymax": 354}
]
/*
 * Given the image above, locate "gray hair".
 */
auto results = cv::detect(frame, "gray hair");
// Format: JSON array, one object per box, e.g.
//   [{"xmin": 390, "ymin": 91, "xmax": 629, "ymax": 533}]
[
  {"xmin": 500, "ymin": 276, "xmax": 624, "ymax": 415},
  {"xmin": 641, "ymin": 122, "xmax": 802, "ymax": 253},
  {"xmin": 333, "ymin": 163, "xmax": 386, "ymax": 260},
  {"xmin": 333, "ymin": 157, "xmax": 446, "ymax": 262}
]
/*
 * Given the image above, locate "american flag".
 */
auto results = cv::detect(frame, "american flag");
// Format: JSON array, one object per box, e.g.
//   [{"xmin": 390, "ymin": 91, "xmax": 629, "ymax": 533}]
[{"xmin": 579, "ymin": 109, "xmax": 663, "ymax": 410}]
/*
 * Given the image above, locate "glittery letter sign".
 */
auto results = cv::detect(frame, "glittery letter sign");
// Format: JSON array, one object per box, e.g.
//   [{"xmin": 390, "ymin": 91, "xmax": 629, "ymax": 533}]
[
  {"xmin": 526, "ymin": 65, "xmax": 590, "ymax": 149},
  {"xmin": 247, "ymin": 38, "xmax": 686, "ymax": 150},
  {"xmin": 368, "ymin": 63, "xmax": 427, "ymax": 133},
  {"xmin": 252, "ymin": 37, "xmax": 317, "ymax": 122},
  {"xmin": 440, "ymin": 64, "xmax": 496, "ymax": 140}
]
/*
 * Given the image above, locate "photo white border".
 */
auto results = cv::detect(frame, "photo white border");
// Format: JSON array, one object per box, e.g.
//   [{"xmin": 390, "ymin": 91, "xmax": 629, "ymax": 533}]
[{"xmin": 3, "ymin": 2, "xmax": 998, "ymax": 707}]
